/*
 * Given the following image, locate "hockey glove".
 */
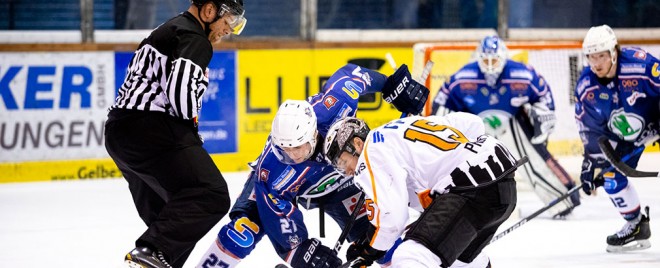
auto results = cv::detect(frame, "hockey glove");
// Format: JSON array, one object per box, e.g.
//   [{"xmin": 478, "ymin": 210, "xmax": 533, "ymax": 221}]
[
  {"xmin": 382, "ymin": 64, "xmax": 430, "ymax": 115},
  {"xmin": 345, "ymin": 238, "xmax": 386, "ymax": 268},
  {"xmin": 580, "ymin": 157, "xmax": 606, "ymax": 195},
  {"xmin": 527, "ymin": 103, "xmax": 556, "ymax": 145},
  {"xmin": 290, "ymin": 238, "xmax": 342, "ymax": 268}
]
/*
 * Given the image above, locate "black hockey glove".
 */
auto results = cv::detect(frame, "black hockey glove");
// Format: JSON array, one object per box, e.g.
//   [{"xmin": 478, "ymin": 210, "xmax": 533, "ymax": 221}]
[
  {"xmin": 382, "ymin": 64, "xmax": 429, "ymax": 115},
  {"xmin": 580, "ymin": 157, "xmax": 606, "ymax": 195},
  {"xmin": 290, "ymin": 238, "xmax": 342, "ymax": 268},
  {"xmin": 345, "ymin": 238, "xmax": 386, "ymax": 268}
]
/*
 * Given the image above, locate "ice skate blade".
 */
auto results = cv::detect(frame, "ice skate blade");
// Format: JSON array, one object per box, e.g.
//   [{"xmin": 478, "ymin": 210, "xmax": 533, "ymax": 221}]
[{"xmin": 606, "ymin": 239, "xmax": 651, "ymax": 253}]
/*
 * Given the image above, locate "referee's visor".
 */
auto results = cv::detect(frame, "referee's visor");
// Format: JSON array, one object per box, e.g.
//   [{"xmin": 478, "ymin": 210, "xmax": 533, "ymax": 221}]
[{"xmin": 220, "ymin": 2, "xmax": 246, "ymax": 35}]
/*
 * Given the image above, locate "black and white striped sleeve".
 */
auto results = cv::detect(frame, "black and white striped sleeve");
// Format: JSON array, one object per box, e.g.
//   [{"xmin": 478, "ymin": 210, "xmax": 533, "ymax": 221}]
[{"xmin": 165, "ymin": 58, "xmax": 208, "ymax": 120}]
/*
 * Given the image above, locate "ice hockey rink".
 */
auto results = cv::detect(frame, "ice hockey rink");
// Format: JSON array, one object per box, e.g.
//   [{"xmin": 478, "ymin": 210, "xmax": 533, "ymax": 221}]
[{"xmin": 1, "ymin": 153, "xmax": 659, "ymax": 268}]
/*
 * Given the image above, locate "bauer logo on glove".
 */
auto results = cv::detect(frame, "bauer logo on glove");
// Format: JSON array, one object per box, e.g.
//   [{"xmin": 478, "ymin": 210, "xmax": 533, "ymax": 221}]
[
  {"xmin": 383, "ymin": 75, "xmax": 410, "ymax": 103},
  {"xmin": 382, "ymin": 64, "xmax": 430, "ymax": 115}
]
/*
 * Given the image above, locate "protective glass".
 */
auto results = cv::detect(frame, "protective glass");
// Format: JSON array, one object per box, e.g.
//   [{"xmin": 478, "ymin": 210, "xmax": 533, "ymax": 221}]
[
  {"xmin": 220, "ymin": 3, "xmax": 247, "ymax": 35},
  {"xmin": 586, "ymin": 51, "xmax": 612, "ymax": 66},
  {"xmin": 273, "ymin": 143, "xmax": 312, "ymax": 165}
]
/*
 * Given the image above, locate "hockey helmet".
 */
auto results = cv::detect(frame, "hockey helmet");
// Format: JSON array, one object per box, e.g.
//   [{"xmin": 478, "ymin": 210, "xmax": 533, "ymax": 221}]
[
  {"xmin": 323, "ymin": 117, "xmax": 370, "ymax": 171},
  {"xmin": 191, "ymin": 0, "xmax": 246, "ymax": 35},
  {"xmin": 271, "ymin": 100, "xmax": 318, "ymax": 164},
  {"xmin": 582, "ymin": 24, "xmax": 617, "ymax": 64},
  {"xmin": 476, "ymin": 35, "xmax": 508, "ymax": 86}
]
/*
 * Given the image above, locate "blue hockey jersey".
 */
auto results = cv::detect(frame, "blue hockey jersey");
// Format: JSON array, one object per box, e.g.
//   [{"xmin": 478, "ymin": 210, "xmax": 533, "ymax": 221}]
[
  {"xmin": 574, "ymin": 47, "xmax": 660, "ymax": 158},
  {"xmin": 250, "ymin": 64, "xmax": 388, "ymax": 253},
  {"xmin": 431, "ymin": 59, "xmax": 554, "ymax": 127}
]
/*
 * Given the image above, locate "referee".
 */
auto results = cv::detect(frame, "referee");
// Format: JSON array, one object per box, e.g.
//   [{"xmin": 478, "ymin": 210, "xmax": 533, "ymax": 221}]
[{"xmin": 104, "ymin": 1, "xmax": 246, "ymax": 267}]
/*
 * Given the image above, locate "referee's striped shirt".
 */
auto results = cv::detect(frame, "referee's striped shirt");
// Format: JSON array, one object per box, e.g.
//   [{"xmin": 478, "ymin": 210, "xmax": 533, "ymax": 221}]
[{"xmin": 111, "ymin": 11, "xmax": 212, "ymax": 123}]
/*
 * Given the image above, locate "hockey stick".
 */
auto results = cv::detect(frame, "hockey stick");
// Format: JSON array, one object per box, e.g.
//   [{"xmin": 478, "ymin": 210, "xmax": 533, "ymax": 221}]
[
  {"xmin": 333, "ymin": 192, "xmax": 366, "ymax": 255},
  {"xmin": 490, "ymin": 144, "xmax": 649, "ymax": 244},
  {"xmin": 597, "ymin": 135, "xmax": 660, "ymax": 178}
]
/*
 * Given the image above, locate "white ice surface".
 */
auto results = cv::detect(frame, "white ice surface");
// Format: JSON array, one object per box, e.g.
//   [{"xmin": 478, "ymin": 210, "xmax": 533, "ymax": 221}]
[{"xmin": 1, "ymin": 154, "xmax": 659, "ymax": 268}]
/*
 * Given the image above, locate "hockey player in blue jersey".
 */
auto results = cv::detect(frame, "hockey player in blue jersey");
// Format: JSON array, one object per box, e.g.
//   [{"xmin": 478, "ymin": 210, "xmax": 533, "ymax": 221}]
[
  {"xmin": 196, "ymin": 63, "xmax": 428, "ymax": 267},
  {"xmin": 431, "ymin": 35, "xmax": 580, "ymax": 218},
  {"xmin": 575, "ymin": 24, "xmax": 656, "ymax": 252}
]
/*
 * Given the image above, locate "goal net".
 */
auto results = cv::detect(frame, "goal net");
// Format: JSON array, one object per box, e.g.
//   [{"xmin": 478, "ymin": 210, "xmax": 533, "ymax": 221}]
[{"xmin": 412, "ymin": 41, "xmax": 660, "ymax": 157}]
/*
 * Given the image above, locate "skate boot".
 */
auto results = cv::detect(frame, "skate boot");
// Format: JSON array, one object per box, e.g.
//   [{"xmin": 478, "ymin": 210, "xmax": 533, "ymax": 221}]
[
  {"xmin": 606, "ymin": 206, "xmax": 651, "ymax": 253},
  {"xmin": 125, "ymin": 247, "xmax": 173, "ymax": 268}
]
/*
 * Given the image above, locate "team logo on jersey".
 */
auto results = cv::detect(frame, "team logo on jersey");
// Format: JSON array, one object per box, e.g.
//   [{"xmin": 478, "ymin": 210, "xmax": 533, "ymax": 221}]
[
  {"xmin": 260, "ymin": 168, "xmax": 270, "ymax": 182},
  {"xmin": 272, "ymin": 166, "xmax": 297, "ymax": 191},
  {"xmin": 510, "ymin": 83, "xmax": 529, "ymax": 91},
  {"xmin": 303, "ymin": 171, "xmax": 342, "ymax": 198},
  {"xmin": 609, "ymin": 109, "xmax": 645, "ymax": 141},
  {"xmin": 463, "ymin": 95, "xmax": 476, "ymax": 106},
  {"xmin": 459, "ymin": 83, "xmax": 477, "ymax": 90},
  {"xmin": 354, "ymin": 162, "xmax": 366, "ymax": 177},
  {"xmin": 626, "ymin": 91, "xmax": 647, "ymax": 106},
  {"xmin": 288, "ymin": 235, "xmax": 301, "ymax": 249},
  {"xmin": 620, "ymin": 63, "xmax": 646, "ymax": 74},
  {"xmin": 342, "ymin": 80, "xmax": 363, "ymax": 100},
  {"xmin": 342, "ymin": 192, "xmax": 368, "ymax": 218},
  {"xmin": 510, "ymin": 96, "xmax": 528, "ymax": 107},
  {"xmin": 621, "ymin": 79, "xmax": 639, "ymax": 90},
  {"xmin": 510, "ymin": 70, "xmax": 533, "ymax": 80},
  {"xmin": 633, "ymin": 50, "xmax": 647, "ymax": 60},
  {"xmin": 372, "ymin": 131, "xmax": 384, "ymax": 143},
  {"xmin": 483, "ymin": 116, "xmax": 502, "ymax": 130},
  {"xmin": 489, "ymin": 94, "xmax": 499, "ymax": 105},
  {"xmin": 652, "ymin": 63, "xmax": 660, "ymax": 77},
  {"xmin": 267, "ymin": 193, "xmax": 286, "ymax": 210},
  {"xmin": 587, "ymin": 92, "xmax": 595, "ymax": 101},
  {"xmin": 323, "ymin": 95, "xmax": 338, "ymax": 109}
]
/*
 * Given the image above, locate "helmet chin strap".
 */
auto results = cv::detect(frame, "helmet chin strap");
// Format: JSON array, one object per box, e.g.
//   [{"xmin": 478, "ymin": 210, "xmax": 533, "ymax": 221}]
[
  {"xmin": 197, "ymin": 4, "xmax": 219, "ymax": 37},
  {"xmin": 604, "ymin": 50, "xmax": 618, "ymax": 78}
]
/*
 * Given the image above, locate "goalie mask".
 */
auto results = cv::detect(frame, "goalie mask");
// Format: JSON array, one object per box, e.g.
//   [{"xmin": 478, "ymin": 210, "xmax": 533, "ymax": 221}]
[
  {"xmin": 271, "ymin": 100, "xmax": 318, "ymax": 165},
  {"xmin": 476, "ymin": 35, "xmax": 508, "ymax": 87},
  {"xmin": 323, "ymin": 117, "xmax": 370, "ymax": 175}
]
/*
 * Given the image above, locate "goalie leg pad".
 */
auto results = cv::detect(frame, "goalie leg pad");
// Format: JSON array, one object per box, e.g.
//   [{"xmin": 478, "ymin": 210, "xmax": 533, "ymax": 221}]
[{"xmin": 506, "ymin": 118, "xmax": 577, "ymax": 216}]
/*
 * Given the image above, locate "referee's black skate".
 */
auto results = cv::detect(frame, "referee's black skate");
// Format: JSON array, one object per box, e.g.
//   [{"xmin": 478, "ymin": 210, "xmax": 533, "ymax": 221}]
[
  {"xmin": 125, "ymin": 247, "xmax": 173, "ymax": 268},
  {"xmin": 606, "ymin": 206, "xmax": 651, "ymax": 253}
]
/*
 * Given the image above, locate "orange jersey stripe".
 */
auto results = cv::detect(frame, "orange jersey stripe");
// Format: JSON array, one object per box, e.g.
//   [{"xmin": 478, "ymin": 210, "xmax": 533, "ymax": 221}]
[{"xmin": 362, "ymin": 140, "xmax": 382, "ymax": 247}]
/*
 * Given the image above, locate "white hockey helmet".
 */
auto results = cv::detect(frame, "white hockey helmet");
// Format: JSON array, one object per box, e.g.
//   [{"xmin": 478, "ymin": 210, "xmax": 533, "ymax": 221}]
[
  {"xmin": 271, "ymin": 100, "xmax": 318, "ymax": 164},
  {"xmin": 476, "ymin": 35, "xmax": 508, "ymax": 86},
  {"xmin": 582, "ymin": 25, "xmax": 618, "ymax": 63}
]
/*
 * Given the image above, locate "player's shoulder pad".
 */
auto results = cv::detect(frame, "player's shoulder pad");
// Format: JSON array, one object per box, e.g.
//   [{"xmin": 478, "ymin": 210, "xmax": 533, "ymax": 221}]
[
  {"xmin": 574, "ymin": 68, "xmax": 597, "ymax": 98},
  {"xmin": 504, "ymin": 60, "xmax": 535, "ymax": 81},
  {"xmin": 452, "ymin": 62, "xmax": 481, "ymax": 81}
]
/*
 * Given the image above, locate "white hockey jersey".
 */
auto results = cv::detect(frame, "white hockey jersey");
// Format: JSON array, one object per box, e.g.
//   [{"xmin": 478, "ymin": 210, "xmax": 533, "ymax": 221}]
[{"xmin": 352, "ymin": 112, "xmax": 517, "ymax": 251}]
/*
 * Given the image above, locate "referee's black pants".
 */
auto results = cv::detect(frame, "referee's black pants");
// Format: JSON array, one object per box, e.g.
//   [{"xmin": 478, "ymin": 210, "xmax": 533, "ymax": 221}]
[{"xmin": 105, "ymin": 109, "xmax": 230, "ymax": 267}]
